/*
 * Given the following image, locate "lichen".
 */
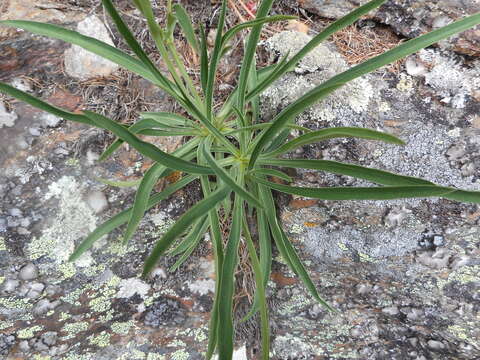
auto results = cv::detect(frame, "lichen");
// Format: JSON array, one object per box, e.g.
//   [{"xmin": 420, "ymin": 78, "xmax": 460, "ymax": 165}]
[
  {"xmin": 0, "ymin": 296, "xmax": 32, "ymax": 310},
  {"xmin": 61, "ymin": 321, "xmax": 89, "ymax": 340},
  {"xmin": 111, "ymin": 320, "xmax": 135, "ymax": 335},
  {"xmin": 88, "ymin": 331, "xmax": 111, "ymax": 347},
  {"xmin": 437, "ymin": 265, "xmax": 480, "ymax": 290},
  {"xmin": 170, "ymin": 349, "xmax": 190, "ymax": 360},
  {"xmin": 0, "ymin": 236, "xmax": 6, "ymax": 251},
  {"xmin": 26, "ymin": 176, "xmax": 96, "ymax": 268},
  {"xmin": 17, "ymin": 325, "xmax": 44, "ymax": 339}
]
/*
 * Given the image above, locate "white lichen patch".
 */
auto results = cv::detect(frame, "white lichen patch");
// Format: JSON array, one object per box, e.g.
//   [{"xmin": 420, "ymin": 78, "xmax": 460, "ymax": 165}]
[
  {"xmin": 261, "ymin": 31, "xmax": 373, "ymax": 126},
  {"xmin": 26, "ymin": 176, "xmax": 96, "ymax": 268},
  {"xmin": 187, "ymin": 279, "xmax": 215, "ymax": 296},
  {"xmin": 117, "ymin": 278, "xmax": 151, "ymax": 299}
]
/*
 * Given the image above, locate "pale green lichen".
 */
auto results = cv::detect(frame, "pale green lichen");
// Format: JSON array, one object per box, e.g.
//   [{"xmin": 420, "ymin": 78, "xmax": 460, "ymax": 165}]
[
  {"xmin": 17, "ymin": 325, "xmax": 44, "ymax": 339},
  {"xmin": 61, "ymin": 287, "xmax": 84, "ymax": 305},
  {"xmin": 61, "ymin": 321, "xmax": 89, "ymax": 340},
  {"xmin": 0, "ymin": 320, "xmax": 13, "ymax": 330},
  {"xmin": 26, "ymin": 176, "xmax": 96, "ymax": 268},
  {"xmin": 88, "ymin": 331, "xmax": 111, "ymax": 347},
  {"xmin": 170, "ymin": 349, "xmax": 190, "ymax": 360},
  {"xmin": 437, "ymin": 265, "xmax": 480, "ymax": 290},
  {"xmin": 0, "ymin": 296, "xmax": 32, "ymax": 310},
  {"xmin": 33, "ymin": 355, "xmax": 51, "ymax": 360},
  {"xmin": 0, "ymin": 276, "xmax": 4, "ymax": 285},
  {"xmin": 289, "ymin": 223, "xmax": 304, "ymax": 235},
  {"xmin": 58, "ymin": 262, "xmax": 76, "ymax": 279},
  {"xmin": 192, "ymin": 328, "xmax": 208, "ymax": 342},
  {"xmin": 0, "ymin": 236, "xmax": 6, "ymax": 251},
  {"xmin": 396, "ymin": 74, "xmax": 414, "ymax": 92},
  {"xmin": 146, "ymin": 353, "xmax": 165, "ymax": 360},
  {"xmin": 447, "ymin": 324, "xmax": 479, "ymax": 347},
  {"xmin": 111, "ymin": 320, "xmax": 135, "ymax": 335},
  {"xmin": 65, "ymin": 157, "xmax": 80, "ymax": 167}
]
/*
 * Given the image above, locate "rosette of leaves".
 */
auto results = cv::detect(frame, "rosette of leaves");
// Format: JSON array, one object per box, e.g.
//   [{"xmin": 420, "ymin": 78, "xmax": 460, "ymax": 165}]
[{"xmin": 1, "ymin": 0, "xmax": 479, "ymax": 358}]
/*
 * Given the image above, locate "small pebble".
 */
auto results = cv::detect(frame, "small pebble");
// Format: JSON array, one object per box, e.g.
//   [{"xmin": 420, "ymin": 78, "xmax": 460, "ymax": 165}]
[
  {"xmin": 2, "ymin": 279, "xmax": 20, "ymax": 293},
  {"xmin": 8, "ymin": 208, "xmax": 22, "ymax": 217},
  {"xmin": 382, "ymin": 306, "xmax": 399, "ymax": 316},
  {"xmin": 19, "ymin": 263, "xmax": 38, "ymax": 281},
  {"xmin": 427, "ymin": 340, "xmax": 446, "ymax": 350},
  {"xmin": 29, "ymin": 127, "xmax": 41, "ymax": 137},
  {"xmin": 86, "ymin": 191, "xmax": 108, "ymax": 214}
]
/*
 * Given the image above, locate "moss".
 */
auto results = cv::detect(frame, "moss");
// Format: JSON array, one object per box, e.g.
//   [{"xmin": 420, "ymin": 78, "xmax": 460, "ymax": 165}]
[{"xmin": 17, "ymin": 325, "xmax": 44, "ymax": 339}]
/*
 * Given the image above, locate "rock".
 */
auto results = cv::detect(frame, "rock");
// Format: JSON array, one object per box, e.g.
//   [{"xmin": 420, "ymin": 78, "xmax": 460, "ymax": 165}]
[
  {"xmin": 64, "ymin": 15, "xmax": 119, "ymax": 80},
  {"xmin": 2, "ymin": 278, "xmax": 20, "ymax": 293},
  {"xmin": 0, "ymin": 334, "xmax": 15, "ymax": 356},
  {"xmin": 382, "ymin": 306, "xmax": 399, "ymax": 316},
  {"xmin": 0, "ymin": 0, "xmax": 85, "ymax": 38},
  {"xmin": 143, "ymin": 297, "xmax": 187, "ymax": 327},
  {"xmin": 18, "ymin": 262, "xmax": 38, "ymax": 280},
  {"xmin": 298, "ymin": 0, "xmax": 480, "ymax": 56},
  {"xmin": 86, "ymin": 190, "xmax": 108, "ymax": 214},
  {"xmin": 405, "ymin": 56, "xmax": 428, "ymax": 77},
  {"xmin": 40, "ymin": 113, "xmax": 62, "ymax": 128},
  {"xmin": 0, "ymin": 102, "xmax": 18, "ymax": 128},
  {"xmin": 33, "ymin": 299, "xmax": 60, "ymax": 316},
  {"xmin": 374, "ymin": 0, "xmax": 480, "ymax": 56},
  {"xmin": 298, "ymin": 0, "xmax": 366, "ymax": 19}
]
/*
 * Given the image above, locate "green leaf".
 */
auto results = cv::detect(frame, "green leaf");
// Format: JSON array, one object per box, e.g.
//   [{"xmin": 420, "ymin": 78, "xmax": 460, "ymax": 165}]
[
  {"xmin": 222, "ymin": 15, "xmax": 296, "ymax": 46},
  {"xmin": 264, "ymin": 127, "xmax": 405, "ymax": 157},
  {"xmin": 69, "ymin": 174, "xmax": 197, "ymax": 262},
  {"xmin": 249, "ymin": 12, "xmax": 480, "ymax": 168},
  {"xmin": 101, "ymin": 0, "xmax": 177, "ymax": 94},
  {"xmin": 202, "ymin": 144, "xmax": 263, "ymax": 208},
  {"xmin": 259, "ymin": 159, "xmax": 434, "ymax": 186},
  {"xmin": 142, "ymin": 186, "xmax": 231, "ymax": 276},
  {"xmin": 96, "ymin": 177, "xmax": 141, "ymax": 188},
  {"xmin": 246, "ymin": 0, "xmax": 388, "ymax": 100},
  {"xmin": 140, "ymin": 111, "xmax": 198, "ymax": 127},
  {"xmin": 242, "ymin": 216, "xmax": 270, "ymax": 360},
  {"xmin": 258, "ymin": 184, "xmax": 333, "ymax": 311},
  {"xmin": 84, "ymin": 111, "xmax": 213, "ymax": 175},
  {"xmin": 173, "ymin": 3, "xmax": 200, "ymax": 53},
  {"xmin": 169, "ymin": 216, "xmax": 208, "ymax": 256},
  {"xmin": 169, "ymin": 217, "xmax": 209, "ymax": 271},
  {"xmin": 217, "ymin": 194, "xmax": 243, "ymax": 360},
  {"xmin": 123, "ymin": 163, "xmax": 165, "ymax": 245},
  {"xmin": 251, "ymin": 168, "xmax": 293, "ymax": 182},
  {"xmin": 199, "ymin": 24, "xmax": 209, "ymax": 94},
  {"xmin": 255, "ymin": 177, "xmax": 455, "ymax": 200},
  {"xmin": 0, "ymin": 20, "xmax": 160, "ymax": 87},
  {"xmin": 0, "ymin": 82, "xmax": 94, "ymax": 126},
  {"xmin": 236, "ymin": 0, "xmax": 275, "ymax": 113},
  {"xmin": 205, "ymin": 0, "xmax": 228, "ymax": 121}
]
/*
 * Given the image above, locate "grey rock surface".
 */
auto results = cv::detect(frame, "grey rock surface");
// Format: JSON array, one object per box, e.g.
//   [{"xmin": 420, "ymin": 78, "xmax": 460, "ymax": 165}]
[{"xmin": 64, "ymin": 15, "xmax": 119, "ymax": 80}]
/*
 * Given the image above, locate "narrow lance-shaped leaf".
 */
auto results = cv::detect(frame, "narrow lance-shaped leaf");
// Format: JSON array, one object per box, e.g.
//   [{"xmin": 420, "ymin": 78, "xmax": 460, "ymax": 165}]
[
  {"xmin": 258, "ymin": 184, "xmax": 334, "ymax": 311},
  {"xmin": 249, "ymin": 12, "xmax": 480, "ymax": 168},
  {"xmin": 259, "ymin": 158, "xmax": 434, "ymax": 186},
  {"xmin": 217, "ymin": 194, "xmax": 244, "ymax": 359},
  {"xmin": 169, "ymin": 218, "xmax": 210, "ymax": 272},
  {"xmin": 251, "ymin": 168, "xmax": 293, "ymax": 182},
  {"xmin": 264, "ymin": 127, "xmax": 405, "ymax": 157},
  {"xmin": 173, "ymin": 3, "xmax": 200, "ymax": 53},
  {"xmin": 101, "ymin": 0, "xmax": 178, "ymax": 94},
  {"xmin": 169, "ymin": 215, "xmax": 208, "ymax": 257},
  {"xmin": 205, "ymin": 0, "xmax": 228, "ymax": 121},
  {"xmin": 0, "ymin": 82, "xmax": 94, "ymax": 126},
  {"xmin": 255, "ymin": 177, "xmax": 455, "ymax": 200},
  {"xmin": 242, "ymin": 216, "xmax": 270, "ymax": 360},
  {"xmin": 142, "ymin": 186, "xmax": 231, "ymax": 276},
  {"xmin": 202, "ymin": 144, "xmax": 263, "ymax": 208},
  {"xmin": 236, "ymin": 0, "xmax": 275, "ymax": 113},
  {"xmin": 84, "ymin": 111, "xmax": 213, "ymax": 175},
  {"xmin": 246, "ymin": 0, "xmax": 388, "ymax": 100},
  {"xmin": 69, "ymin": 174, "xmax": 197, "ymax": 261},
  {"xmin": 0, "ymin": 20, "xmax": 160, "ymax": 87}
]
